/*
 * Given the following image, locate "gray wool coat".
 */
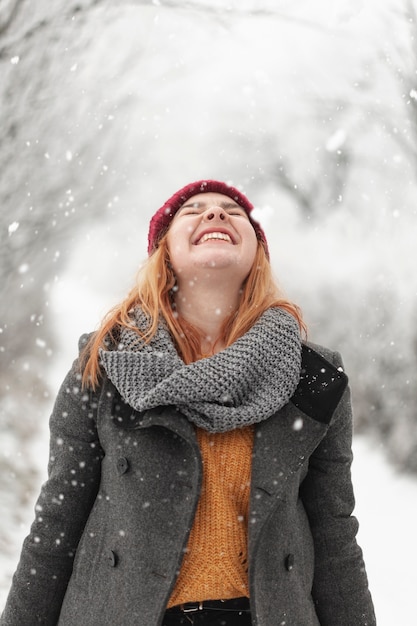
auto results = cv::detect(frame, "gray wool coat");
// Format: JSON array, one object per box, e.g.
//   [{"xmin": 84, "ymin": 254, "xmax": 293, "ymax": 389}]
[{"xmin": 1, "ymin": 339, "xmax": 376, "ymax": 626}]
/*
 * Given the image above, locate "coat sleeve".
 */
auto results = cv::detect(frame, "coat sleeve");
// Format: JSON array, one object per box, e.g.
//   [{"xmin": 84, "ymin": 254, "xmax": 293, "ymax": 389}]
[
  {"xmin": 300, "ymin": 351, "xmax": 377, "ymax": 626},
  {"xmin": 0, "ymin": 353, "xmax": 103, "ymax": 626}
]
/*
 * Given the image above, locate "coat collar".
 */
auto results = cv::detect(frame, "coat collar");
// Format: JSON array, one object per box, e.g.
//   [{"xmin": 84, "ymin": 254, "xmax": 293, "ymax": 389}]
[
  {"xmin": 104, "ymin": 343, "xmax": 348, "ymax": 555},
  {"xmin": 108, "ymin": 379, "xmax": 198, "ymax": 448}
]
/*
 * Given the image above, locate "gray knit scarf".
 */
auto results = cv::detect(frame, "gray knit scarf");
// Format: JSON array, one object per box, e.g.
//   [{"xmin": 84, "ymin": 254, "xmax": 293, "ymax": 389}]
[{"xmin": 99, "ymin": 307, "xmax": 301, "ymax": 433}]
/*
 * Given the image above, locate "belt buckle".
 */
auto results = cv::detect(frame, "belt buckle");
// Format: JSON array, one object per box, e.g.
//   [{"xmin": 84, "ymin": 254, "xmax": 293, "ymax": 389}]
[{"xmin": 182, "ymin": 601, "xmax": 204, "ymax": 613}]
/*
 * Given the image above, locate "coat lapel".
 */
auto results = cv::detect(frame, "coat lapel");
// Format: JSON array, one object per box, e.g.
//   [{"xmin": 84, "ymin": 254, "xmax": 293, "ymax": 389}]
[
  {"xmin": 108, "ymin": 380, "xmax": 198, "ymax": 446},
  {"xmin": 249, "ymin": 344, "xmax": 348, "ymax": 553},
  {"xmin": 249, "ymin": 402, "xmax": 329, "ymax": 552}
]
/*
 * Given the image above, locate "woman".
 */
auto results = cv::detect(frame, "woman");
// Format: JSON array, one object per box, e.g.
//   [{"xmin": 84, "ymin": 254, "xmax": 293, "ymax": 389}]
[{"xmin": 1, "ymin": 180, "xmax": 376, "ymax": 626}]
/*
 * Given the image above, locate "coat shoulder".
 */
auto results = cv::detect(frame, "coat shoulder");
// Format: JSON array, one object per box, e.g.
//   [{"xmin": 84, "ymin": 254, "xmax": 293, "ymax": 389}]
[
  {"xmin": 78, "ymin": 331, "xmax": 96, "ymax": 355},
  {"xmin": 303, "ymin": 340, "xmax": 340, "ymax": 364},
  {"xmin": 291, "ymin": 342, "xmax": 348, "ymax": 425}
]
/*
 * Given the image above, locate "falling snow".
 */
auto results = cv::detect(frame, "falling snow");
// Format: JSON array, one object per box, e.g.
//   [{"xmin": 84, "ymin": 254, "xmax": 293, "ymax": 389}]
[
  {"xmin": 7, "ymin": 222, "xmax": 19, "ymax": 235},
  {"xmin": 1, "ymin": 2, "xmax": 417, "ymax": 624}
]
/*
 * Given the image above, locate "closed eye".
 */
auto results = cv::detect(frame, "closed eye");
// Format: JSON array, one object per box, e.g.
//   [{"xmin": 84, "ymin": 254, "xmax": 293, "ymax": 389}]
[
  {"xmin": 181, "ymin": 209, "xmax": 202, "ymax": 215},
  {"xmin": 178, "ymin": 203, "xmax": 204, "ymax": 216},
  {"xmin": 228, "ymin": 209, "xmax": 247, "ymax": 217},
  {"xmin": 177, "ymin": 202, "xmax": 248, "ymax": 218}
]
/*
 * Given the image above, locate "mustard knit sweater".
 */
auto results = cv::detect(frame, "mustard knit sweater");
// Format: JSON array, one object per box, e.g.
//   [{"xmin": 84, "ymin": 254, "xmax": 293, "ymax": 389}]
[{"xmin": 168, "ymin": 425, "xmax": 254, "ymax": 607}]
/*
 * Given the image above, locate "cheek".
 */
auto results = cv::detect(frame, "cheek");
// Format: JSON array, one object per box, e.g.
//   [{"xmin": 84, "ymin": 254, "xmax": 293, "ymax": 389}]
[
  {"xmin": 167, "ymin": 223, "xmax": 193, "ymax": 246},
  {"xmin": 241, "ymin": 239, "xmax": 259, "ymax": 277},
  {"xmin": 167, "ymin": 241, "xmax": 181, "ymax": 267},
  {"xmin": 166, "ymin": 232, "xmax": 188, "ymax": 274},
  {"xmin": 245, "ymin": 228, "xmax": 258, "ymax": 259}
]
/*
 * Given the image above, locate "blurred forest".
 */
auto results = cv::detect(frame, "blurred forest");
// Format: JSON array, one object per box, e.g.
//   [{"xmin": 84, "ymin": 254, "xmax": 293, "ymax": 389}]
[{"xmin": 1, "ymin": 0, "xmax": 417, "ymax": 598}]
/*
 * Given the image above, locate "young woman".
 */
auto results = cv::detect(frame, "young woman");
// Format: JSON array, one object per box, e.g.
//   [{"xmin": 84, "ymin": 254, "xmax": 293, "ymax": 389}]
[{"xmin": 1, "ymin": 180, "xmax": 376, "ymax": 626}]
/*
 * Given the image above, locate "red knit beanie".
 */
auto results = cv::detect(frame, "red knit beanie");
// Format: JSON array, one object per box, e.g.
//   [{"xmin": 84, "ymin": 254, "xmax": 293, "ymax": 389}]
[{"xmin": 147, "ymin": 179, "xmax": 269, "ymax": 258}]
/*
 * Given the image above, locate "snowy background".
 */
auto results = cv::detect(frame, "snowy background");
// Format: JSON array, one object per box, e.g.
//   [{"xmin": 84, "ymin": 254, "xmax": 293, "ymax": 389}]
[{"xmin": 1, "ymin": 0, "xmax": 417, "ymax": 623}]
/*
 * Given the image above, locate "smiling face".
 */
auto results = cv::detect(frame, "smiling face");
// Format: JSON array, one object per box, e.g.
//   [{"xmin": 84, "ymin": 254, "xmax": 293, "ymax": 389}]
[{"xmin": 166, "ymin": 192, "xmax": 258, "ymax": 286}]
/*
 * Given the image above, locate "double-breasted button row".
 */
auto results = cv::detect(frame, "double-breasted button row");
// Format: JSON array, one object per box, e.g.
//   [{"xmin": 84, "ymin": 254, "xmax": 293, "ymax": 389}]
[
  {"xmin": 116, "ymin": 457, "xmax": 129, "ymax": 475},
  {"xmin": 106, "ymin": 549, "xmax": 168, "ymax": 580},
  {"xmin": 107, "ymin": 550, "xmax": 118, "ymax": 567},
  {"xmin": 285, "ymin": 553, "xmax": 295, "ymax": 571}
]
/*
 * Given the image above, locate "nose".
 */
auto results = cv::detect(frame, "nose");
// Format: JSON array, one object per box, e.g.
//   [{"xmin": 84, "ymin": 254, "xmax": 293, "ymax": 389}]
[{"xmin": 204, "ymin": 206, "xmax": 226, "ymax": 221}]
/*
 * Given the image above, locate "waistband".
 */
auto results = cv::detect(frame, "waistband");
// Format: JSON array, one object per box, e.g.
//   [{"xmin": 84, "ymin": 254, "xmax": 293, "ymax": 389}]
[{"xmin": 167, "ymin": 597, "xmax": 251, "ymax": 614}]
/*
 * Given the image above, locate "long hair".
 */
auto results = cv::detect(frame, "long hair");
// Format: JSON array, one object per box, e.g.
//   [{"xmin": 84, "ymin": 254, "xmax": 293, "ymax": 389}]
[{"xmin": 81, "ymin": 235, "xmax": 306, "ymax": 389}]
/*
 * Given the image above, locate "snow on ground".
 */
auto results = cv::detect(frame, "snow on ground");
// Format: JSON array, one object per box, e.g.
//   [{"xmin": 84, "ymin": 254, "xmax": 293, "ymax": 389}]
[{"xmin": 352, "ymin": 436, "xmax": 417, "ymax": 626}]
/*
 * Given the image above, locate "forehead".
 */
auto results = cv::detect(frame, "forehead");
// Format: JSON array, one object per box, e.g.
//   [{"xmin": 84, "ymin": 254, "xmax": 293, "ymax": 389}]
[{"xmin": 181, "ymin": 192, "xmax": 240, "ymax": 207}]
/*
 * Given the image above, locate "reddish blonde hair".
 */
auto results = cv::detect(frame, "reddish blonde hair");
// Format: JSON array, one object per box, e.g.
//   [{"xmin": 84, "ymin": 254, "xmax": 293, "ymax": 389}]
[{"xmin": 81, "ymin": 236, "xmax": 306, "ymax": 388}]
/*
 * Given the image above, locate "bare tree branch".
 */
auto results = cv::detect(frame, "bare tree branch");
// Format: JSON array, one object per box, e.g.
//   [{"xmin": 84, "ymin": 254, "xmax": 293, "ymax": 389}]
[{"xmin": 0, "ymin": 0, "xmax": 25, "ymax": 37}]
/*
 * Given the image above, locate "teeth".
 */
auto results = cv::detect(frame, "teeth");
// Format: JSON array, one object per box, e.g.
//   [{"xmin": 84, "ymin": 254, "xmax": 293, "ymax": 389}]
[{"xmin": 198, "ymin": 232, "xmax": 232, "ymax": 244}]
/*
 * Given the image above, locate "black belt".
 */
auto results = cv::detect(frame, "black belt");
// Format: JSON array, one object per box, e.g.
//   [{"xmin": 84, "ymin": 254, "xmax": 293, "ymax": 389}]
[{"xmin": 168, "ymin": 597, "xmax": 250, "ymax": 614}]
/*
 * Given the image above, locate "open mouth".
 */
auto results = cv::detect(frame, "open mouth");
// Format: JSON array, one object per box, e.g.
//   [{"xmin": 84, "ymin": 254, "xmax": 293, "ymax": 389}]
[{"xmin": 196, "ymin": 231, "xmax": 233, "ymax": 244}]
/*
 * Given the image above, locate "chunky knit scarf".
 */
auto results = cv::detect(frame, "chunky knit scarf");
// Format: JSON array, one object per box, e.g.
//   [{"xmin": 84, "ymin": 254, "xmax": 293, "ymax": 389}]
[{"xmin": 99, "ymin": 307, "xmax": 301, "ymax": 433}]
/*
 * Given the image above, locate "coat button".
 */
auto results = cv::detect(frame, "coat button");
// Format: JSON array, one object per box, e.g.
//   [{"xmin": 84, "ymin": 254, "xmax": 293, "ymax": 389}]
[
  {"xmin": 116, "ymin": 457, "xmax": 129, "ymax": 475},
  {"xmin": 285, "ymin": 553, "xmax": 295, "ymax": 571},
  {"xmin": 107, "ymin": 550, "xmax": 118, "ymax": 567}
]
